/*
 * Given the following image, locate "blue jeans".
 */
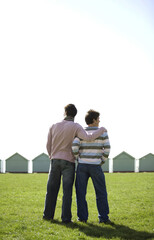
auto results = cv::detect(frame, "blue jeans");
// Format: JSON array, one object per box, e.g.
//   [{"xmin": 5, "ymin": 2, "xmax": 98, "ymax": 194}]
[
  {"xmin": 75, "ymin": 163, "xmax": 109, "ymax": 222},
  {"xmin": 43, "ymin": 159, "xmax": 75, "ymax": 222}
]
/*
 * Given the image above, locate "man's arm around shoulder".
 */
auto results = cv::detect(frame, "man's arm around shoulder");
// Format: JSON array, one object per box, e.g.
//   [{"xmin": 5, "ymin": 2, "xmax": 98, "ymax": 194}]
[{"xmin": 76, "ymin": 124, "xmax": 107, "ymax": 141}]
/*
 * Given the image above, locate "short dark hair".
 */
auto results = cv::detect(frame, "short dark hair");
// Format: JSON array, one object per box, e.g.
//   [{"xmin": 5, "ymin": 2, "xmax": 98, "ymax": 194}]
[
  {"xmin": 85, "ymin": 109, "xmax": 100, "ymax": 125},
  {"xmin": 64, "ymin": 104, "xmax": 77, "ymax": 118}
]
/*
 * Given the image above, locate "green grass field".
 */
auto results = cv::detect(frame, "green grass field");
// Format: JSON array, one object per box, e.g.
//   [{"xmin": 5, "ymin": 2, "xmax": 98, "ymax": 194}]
[{"xmin": 0, "ymin": 173, "xmax": 154, "ymax": 240}]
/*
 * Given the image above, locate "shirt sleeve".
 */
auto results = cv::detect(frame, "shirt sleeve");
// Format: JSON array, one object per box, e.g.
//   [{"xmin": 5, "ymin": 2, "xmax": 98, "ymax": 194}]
[
  {"xmin": 72, "ymin": 137, "xmax": 80, "ymax": 158},
  {"xmin": 76, "ymin": 125, "xmax": 107, "ymax": 141},
  {"xmin": 46, "ymin": 126, "xmax": 52, "ymax": 158},
  {"xmin": 102, "ymin": 132, "xmax": 111, "ymax": 162}
]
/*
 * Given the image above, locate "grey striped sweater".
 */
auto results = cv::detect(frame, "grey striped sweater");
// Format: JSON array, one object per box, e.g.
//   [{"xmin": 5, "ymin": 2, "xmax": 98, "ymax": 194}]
[{"xmin": 72, "ymin": 127, "xmax": 111, "ymax": 165}]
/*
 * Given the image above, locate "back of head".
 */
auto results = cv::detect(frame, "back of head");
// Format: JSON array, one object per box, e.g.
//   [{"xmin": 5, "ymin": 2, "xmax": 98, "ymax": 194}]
[
  {"xmin": 85, "ymin": 109, "xmax": 100, "ymax": 125},
  {"xmin": 64, "ymin": 104, "xmax": 77, "ymax": 118}
]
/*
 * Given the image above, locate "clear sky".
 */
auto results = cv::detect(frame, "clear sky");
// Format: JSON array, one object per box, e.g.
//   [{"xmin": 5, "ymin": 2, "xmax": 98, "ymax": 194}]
[{"xmin": 0, "ymin": 0, "xmax": 154, "ymax": 160}]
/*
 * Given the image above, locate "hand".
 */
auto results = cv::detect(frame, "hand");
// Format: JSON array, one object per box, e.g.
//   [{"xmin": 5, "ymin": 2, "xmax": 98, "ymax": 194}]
[
  {"xmin": 101, "ymin": 127, "xmax": 107, "ymax": 132},
  {"xmin": 101, "ymin": 160, "xmax": 105, "ymax": 165}
]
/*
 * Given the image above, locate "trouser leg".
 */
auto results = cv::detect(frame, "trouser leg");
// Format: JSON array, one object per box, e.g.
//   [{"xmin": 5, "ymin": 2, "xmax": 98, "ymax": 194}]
[
  {"xmin": 91, "ymin": 166, "xmax": 109, "ymax": 221},
  {"xmin": 75, "ymin": 164, "xmax": 89, "ymax": 221},
  {"xmin": 61, "ymin": 160, "xmax": 75, "ymax": 222},
  {"xmin": 43, "ymin": 160, "xmax": 61, "ymax": 219}
]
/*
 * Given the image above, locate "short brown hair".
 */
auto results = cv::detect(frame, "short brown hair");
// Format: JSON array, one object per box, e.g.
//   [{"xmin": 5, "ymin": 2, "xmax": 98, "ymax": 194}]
[
  {"xmin": 85, "ymin": 110, "xmax": 100, "ymax": 125},
  {"xmin": 64, "ymin": 104, "xmax": 77, "ymax": 118}
]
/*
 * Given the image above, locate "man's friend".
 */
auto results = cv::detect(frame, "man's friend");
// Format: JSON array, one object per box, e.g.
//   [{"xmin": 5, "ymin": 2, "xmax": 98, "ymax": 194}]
[{"xmin": 72, "ymin": 109, "xmax": 112, "ymax": 224}]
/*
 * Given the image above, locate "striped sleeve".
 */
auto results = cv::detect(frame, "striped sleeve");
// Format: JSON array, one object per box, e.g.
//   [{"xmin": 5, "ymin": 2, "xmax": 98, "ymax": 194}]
[
  {"xmin": 101, "ymin": 131, "xmax": 111, "ymax": 162},
  {"xmin": 72, "ymin": 137, "xmax": 80, "ymax": 158}
]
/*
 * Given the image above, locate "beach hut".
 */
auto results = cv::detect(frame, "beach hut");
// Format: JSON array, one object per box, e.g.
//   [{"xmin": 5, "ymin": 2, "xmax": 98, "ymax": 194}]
[
  {"xmin": 102, "ymin": 158, "xmax": 109, "ymax": 172},
  {"xmin": 139, "ymin": 153, "xmax": 154, "ymax": 172},
  {"xmin": 0, "ymin": 159, "xmax": 2, "ymax": 173},
  {"xmin": 5, "ymin": 153, "xmax": 28, "ymax": 173},
  {"xmin": 32, "ymin": 153, "xmax": 50, "ymax": 173},
  {"xmin": 113, "ymin": 151, "xmax": 135, "ymax": 172}
]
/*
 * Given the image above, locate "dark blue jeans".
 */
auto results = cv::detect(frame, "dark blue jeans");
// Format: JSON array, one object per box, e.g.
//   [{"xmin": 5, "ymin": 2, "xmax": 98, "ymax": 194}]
[
  {"xmin": 43, "ymin": 159, "xmax": 75, "ymax": 222},
  {"xmin": 75, "ymin": 163, "xmax": 109, "ymax": 222}
]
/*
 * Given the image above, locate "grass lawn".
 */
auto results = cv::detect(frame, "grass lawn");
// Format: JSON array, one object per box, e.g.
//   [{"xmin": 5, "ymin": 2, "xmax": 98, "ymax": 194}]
[{"xmin": 0, "ymin": 173, "xmax": 154, "ymax": 240}]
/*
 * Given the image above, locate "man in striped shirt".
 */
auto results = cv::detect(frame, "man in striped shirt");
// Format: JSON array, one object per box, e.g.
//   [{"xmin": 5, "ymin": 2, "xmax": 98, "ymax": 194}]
[{"xmin": 72, "ymin": 110, "xmax": 111, "ymax": 224}]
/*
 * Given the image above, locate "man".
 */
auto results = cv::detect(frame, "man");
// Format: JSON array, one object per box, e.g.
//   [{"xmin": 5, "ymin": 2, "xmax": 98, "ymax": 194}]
[
  {"xmin": 43, "ymin": 104, "xmax": 107, "ymax": 223},
  {"xmin": 72, "ymin": 109, "xmax": 111, "ymax": 224}
]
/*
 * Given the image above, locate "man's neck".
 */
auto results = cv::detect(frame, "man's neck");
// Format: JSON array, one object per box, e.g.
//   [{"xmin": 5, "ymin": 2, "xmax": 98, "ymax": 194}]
[{"xmin": 64, "ymin": 116, "xmax": 74, "ymax": 121}]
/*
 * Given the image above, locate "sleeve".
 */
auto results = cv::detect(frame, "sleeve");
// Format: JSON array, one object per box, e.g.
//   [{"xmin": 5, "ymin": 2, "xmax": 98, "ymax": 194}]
[
  {"xmin": 72, "ymin": 137, "xmax": 80, "ymax": 158},
  {"xmin": 101, "ymin": 132, "xmax": 111, "ymax": 162},
  {"xmin": 76, "ymin": 125, "xmax": 107, "ymax": 141},
  {"xmin": 46, "ymin": 126, "xmax": 52, "ymax": 158}
]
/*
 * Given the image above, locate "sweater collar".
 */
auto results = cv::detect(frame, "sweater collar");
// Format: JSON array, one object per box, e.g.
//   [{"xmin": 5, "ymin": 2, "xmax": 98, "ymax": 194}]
[{"xmin": 85, "ymin": 126, "xmax": 98, "ymax": 130}]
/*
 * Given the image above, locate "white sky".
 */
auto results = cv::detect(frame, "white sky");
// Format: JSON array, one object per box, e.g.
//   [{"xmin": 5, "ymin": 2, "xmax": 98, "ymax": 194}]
[{"xmin": 0, "ymin": 0, "xmax": 154, "ymax": 160}]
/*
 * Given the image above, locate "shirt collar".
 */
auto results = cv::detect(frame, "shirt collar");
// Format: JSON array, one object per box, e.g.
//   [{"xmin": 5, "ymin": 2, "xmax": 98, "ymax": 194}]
[{"xmin": 64, "ymin": 116, "xmax": 74, "ymax": 122}]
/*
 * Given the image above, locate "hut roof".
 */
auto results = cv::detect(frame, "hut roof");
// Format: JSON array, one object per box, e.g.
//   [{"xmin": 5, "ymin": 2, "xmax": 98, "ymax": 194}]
[
  {"xmin": 5, "ymin": 152, "xmax": 28, "ymax": 161},
  {"xmin": 32, "ymin": 153, "xmax": 49, "ymax": 161},
  {"xmin": 113, "ymin": 151, "xmax": 135, "ymax": 160},
  {"xmin": 139, "ymin": 153, "xmax": 154, "ymax": 160}
]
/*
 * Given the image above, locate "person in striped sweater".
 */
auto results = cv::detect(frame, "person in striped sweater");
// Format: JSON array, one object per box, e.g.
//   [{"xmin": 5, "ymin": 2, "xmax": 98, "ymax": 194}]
[{"xmin": 72, "ymin": 109, "xmax": 112, "ymax": 224}]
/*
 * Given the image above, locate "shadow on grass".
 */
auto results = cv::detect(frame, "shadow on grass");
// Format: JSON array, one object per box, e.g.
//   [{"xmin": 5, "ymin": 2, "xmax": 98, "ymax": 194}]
[{"xmin": 50, "ymin": 220, "xmax": 154, "ymax": 240}]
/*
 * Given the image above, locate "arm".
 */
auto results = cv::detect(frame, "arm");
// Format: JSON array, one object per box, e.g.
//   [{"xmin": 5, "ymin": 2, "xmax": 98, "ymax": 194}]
[
  {"xmin": 72, "ymin": 137, "xmax": 80, "ymax": 158},
  {"xmin": 46, "ymin": 127, "xmax": 52, "ymax": 158},
  {"xmin": 102, "ymin": 132, "xmax": 111, "ymax": 162},
  {"xmin": 76, "ymin": 125, "xmax": 107, "ymax": 141}
]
